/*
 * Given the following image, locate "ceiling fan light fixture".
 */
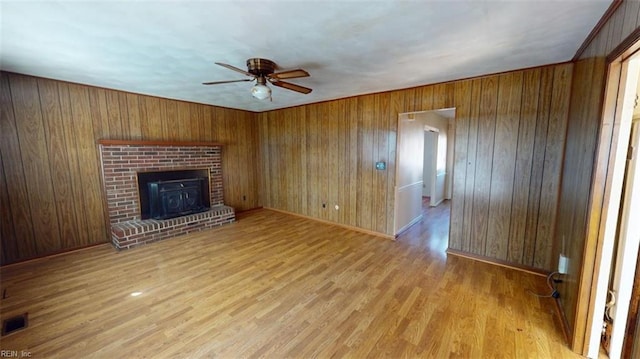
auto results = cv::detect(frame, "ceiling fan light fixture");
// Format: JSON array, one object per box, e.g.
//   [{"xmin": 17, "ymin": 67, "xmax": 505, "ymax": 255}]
[
  {"xmin": 205, "ymin": 59, "xmax": 311, "ymax": 100},
  {"xmin": 251, "ymin": 83, "xmax": 271, "ymax": 100}
]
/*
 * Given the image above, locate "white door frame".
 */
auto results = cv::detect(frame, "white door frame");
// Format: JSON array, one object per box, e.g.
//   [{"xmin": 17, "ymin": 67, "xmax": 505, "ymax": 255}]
[
  {"xmin": 608, "ymin": 117, "xmax": 640, "ymax": 358},
  {"xmin": 585, "ymin": 49, "xmax": 640, "ymax": 359}
]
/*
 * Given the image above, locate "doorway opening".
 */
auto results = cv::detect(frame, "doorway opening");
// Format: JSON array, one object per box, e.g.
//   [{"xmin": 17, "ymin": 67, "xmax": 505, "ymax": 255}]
[
  {"xmin": 394, "ymin": 108, "xmax": 455, "ymax": 252},
  {"xmin": 582, "ymin": 42, "xmax": 640, "ymax": 359}
]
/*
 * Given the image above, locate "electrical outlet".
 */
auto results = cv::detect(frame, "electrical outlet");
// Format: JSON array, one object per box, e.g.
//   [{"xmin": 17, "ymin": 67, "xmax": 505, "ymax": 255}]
[
  {"xmin": 558, "ymin": 254, "xmax": 569, "ymax": 274},
  {"xmin": 334, "ymin": 204, "xmax": 339, "ymax": 210}
]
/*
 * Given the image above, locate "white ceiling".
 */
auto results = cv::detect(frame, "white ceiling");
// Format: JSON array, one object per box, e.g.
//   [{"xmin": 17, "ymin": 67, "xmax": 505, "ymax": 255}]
[{"xmin": 1, "ymin": 0, "xmax": 611, "ymax": 113}]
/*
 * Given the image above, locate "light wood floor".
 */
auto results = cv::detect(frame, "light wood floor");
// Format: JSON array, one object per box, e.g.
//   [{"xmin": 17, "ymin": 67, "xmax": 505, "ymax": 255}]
[{"xmin": 0, "ymin": 206, "xmax": 582, "ymax": 358}]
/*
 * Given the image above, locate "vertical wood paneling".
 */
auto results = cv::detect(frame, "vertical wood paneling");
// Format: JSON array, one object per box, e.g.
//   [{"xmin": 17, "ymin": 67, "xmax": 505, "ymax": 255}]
[
  {"xmin": 176, "ymin": 101, "xmax": 192, "ymax": 141},
  {"xmin": 67, "ymin": 83, "xmax": 106, "ymax": 245},
  {"xmin": 278, "ymin": 110, "xmax": 289, "ymax": 211},
  {"xmin": 287, "ymin": 108, "xmax": 297, "ymax": 211},
  {"xmin": 0, "ymin": 73, "xmax": 36, "ymax": 260},
  {"xmin": 335, "ymin": 100, "xmax": 347, "ymax": 224},
  {"xmin": 88, "ymin": 88, "xmax": 109, "ymax": 139},
  {"xmin": 0, "ymin": 154, "xmax": 15, "ymax": 263},
  {"xmin": 449, "ymin": 80, "xmax": 472, "ymax": 250},
  {"xmin": 432, "ymin": 83, "xmax": 448, "ymax": 110},
  {"xmin": 57, "ymin": 82, "xmax": 91, "ymax": 246},
  {"xmin": 319, "ymin": 103, "xmax": 331, "ymax": 221},
  {"xmin": 556, "ymin": 56, "xmax": 607, "ymax": 341},
  {"xmin": 462, "ymin": 79, "xmax": 482, "ymax": 252},
  {"xmin": 139, "ymin": 96, "xmax": 155, "ymax": 139},
  {"xmin": 558, "ymin": 0, "xmax": 638, "ymax": 349},
  {"xmin": 470, "ymin": 77, "xmax": 498, "ymax": 255},
  {"xmin": 508, "ymin": 68, "xmax": 541, "ymax": 263},
  {"xmin": 578, "ymin": 58, "xmax": 610, "ymax": 353},
  {"xmin": 298, "ymin": 106, "xmax": 308, "ymax": 216},
  {"xmin": 357, "ymin": 95, "xmax": 375, "ymax": 230},
  {"xmin": 402, "ymin": 87, "xmax": 417, "ymax": 113},
  {"xmin": 347, "ymin": 98, "xmax": 359, "ymax": 227},
  {"xmin": 622, "ymin": 0, "xmax": 640, "ymax": 38},
  {"xmin": 165, "ymin": 100, "xmax": 180, "ymax": 140},
  {"xmin": 1, "ymin": 72, "xmax": 261, "ymax": 264},
  {"xmin": 202, "ymin": 106, "xmax": 212, "ymax": 140},
  {"xmin": 215, "ymin": 109, "xmax": 259, "ymax": 212},
  {"xmin": 611, "ymin": 4, "xmax": 626, "ymax": 49},
  {"xmin": 307, "ymin": 105, "xmax": 320, "ymax": 219},
  {"xmin": 523, "ymin": 67, "xmax": 554, "ymax": 266},
  {"xmin": 38, "ymin": 78, "xmax": 81, "ymax": 249},
  {"xmin": 106, "ymin": 90, "xmax": 124, "ymax": 138},
  {"xmin": 371, "ymin": 94, "xmax": 383, "ymax": 231},
  {"xmin": 240, "ymin": 112, "xmax": 254, "ymax": 208},
  {"xmin": 258, "ymin": 63, "xmax": 571, "ymax": 272},
  {"xmin": 248, "ymin": 110, "xmax": 261, "ymax": 209},
  {"xmin": 534, "ymin": 64, "xmax": 572, "ymax": 269},
  {"xmin": 125, "ymin": 93, "xmax": 142, "ymax": 140},
  {"xmin": 3, "ymin": 60, "xmax": 571, "ymax": 268},
  {"xmin": 117, "ymin": 93, "xmax": 130, "ymax": 138},
  {"xmin": 257, "ymin": 113, "xmax": 270, "ymax": 207},
  {"xmin": 420, "ymin": 86, "xmax": 434, "ymax": 112},
  {"xmin": 486, "ymin": 73, "xmax": 523, "ymax": 260},
  {"xmin": 10, "ymin": 75, "xmax": 62, "ymax": 254},
  {"xmin": 289, "ymin": 108, "xmax": 300, "ymax": 213},
  {"xmin": 189, "ymin": 103, "xmax": 203, "ymax": 141}
]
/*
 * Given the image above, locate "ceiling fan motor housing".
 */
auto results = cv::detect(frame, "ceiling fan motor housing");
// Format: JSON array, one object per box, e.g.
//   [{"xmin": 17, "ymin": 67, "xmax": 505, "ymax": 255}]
[{"xmin": 247, "ymin": 58, "xmax": 276, "ymax": 76}]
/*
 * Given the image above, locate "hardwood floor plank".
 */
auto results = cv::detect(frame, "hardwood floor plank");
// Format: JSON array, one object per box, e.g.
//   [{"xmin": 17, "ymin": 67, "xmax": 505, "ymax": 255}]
[{"xmin": 0, "ymin": 209, "xmax": 579, "ymax": 358}]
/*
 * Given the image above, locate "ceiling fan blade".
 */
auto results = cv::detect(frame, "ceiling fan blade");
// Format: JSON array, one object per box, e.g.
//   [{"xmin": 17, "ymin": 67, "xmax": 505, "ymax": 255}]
[
  {"xmin": 270, "ymin": 80, "xmax": 312, "ymax": 94},
  {"xmin": 268, "ymin": 69, "xmax": 310, "ymax": 80},
  {"xmin": 202, "ymin": 79, "xmax": 252, "ymax": 85},
  {"xmin": 215, "ymin": 62, "xmax": 253, "ymax": 77}
]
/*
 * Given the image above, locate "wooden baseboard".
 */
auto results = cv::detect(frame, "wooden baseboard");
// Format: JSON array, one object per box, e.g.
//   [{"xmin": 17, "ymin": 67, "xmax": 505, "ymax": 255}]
[
  {"xmin": 0, "ymin": 243, "xmax": 111, "ymax": 268},
  {"xmin": 235, "ymin": 207, "xmax": 264, "ymax": 215},
  {"xmin": 446, "ymin": 248, "xmax": 549, "ymax": 277},
  {"xmin": 264, "ymin": 207, "xmax": 395, "ymax": 240},
  {"xmin": 554, "ymin": 297, "xmax": 573, "ymax": 346}
]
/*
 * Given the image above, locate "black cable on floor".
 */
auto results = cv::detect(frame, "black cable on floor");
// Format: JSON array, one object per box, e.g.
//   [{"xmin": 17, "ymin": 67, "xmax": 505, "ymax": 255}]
[{"xmin": 528, "ymin": 271, "xmax": 561, "ymax": 298}]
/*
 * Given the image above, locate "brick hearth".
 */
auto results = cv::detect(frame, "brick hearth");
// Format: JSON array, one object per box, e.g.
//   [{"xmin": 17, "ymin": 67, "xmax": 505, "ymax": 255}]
[{"xmin": 98, "ymin": 140, "xmax": 235, "ymax": 249}]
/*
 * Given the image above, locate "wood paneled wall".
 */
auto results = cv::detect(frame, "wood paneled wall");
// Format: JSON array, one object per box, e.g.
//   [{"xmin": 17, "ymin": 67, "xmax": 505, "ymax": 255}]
[
  {"xmin": 0, "ymin": 72, "xmax": 260, "ymax": 265},
  {"xmin": 452, "ymin": 67, "xmax": 572, "ymax": 270},
  {"xmin": 556, "ymin": 56, "xmax": 607, "ymax": 347},
  {"xmin": 257, "ymin": 63, "xmax": 573, "ymax": 272},
  {"xmin": 557, "ymin": 0, "xmax": 640, "ymax": 351}
]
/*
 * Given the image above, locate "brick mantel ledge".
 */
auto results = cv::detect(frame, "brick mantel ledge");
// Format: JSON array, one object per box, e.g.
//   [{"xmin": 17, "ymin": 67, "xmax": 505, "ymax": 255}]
[{"xmin": 97, "ymin": 139, "xmax": 224, "ymax": 147}]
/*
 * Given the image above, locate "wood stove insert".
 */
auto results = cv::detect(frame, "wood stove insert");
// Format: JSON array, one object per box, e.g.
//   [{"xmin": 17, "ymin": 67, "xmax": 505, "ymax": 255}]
[{"xmin": 137, "ymin": 169, "xmax": 210, "ymax": 220}]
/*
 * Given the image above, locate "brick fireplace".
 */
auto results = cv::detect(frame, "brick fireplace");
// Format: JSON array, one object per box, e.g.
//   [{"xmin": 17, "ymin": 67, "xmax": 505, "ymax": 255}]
[{"xmin": 98, "ymin": 140, "xmax": 235, "ymax": 249}]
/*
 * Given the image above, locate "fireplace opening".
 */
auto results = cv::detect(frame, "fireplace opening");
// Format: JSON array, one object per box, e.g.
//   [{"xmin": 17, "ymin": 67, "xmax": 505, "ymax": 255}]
[{"xmin": 138, "ymin": 169, "xmax": 210, "ymax": 220}]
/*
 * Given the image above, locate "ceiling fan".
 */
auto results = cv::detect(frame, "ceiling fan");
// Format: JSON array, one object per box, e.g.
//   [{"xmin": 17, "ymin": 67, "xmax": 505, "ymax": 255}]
[{"xmin": 203, "ymin": 58, "xmax": 312, "ymax": 100}]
